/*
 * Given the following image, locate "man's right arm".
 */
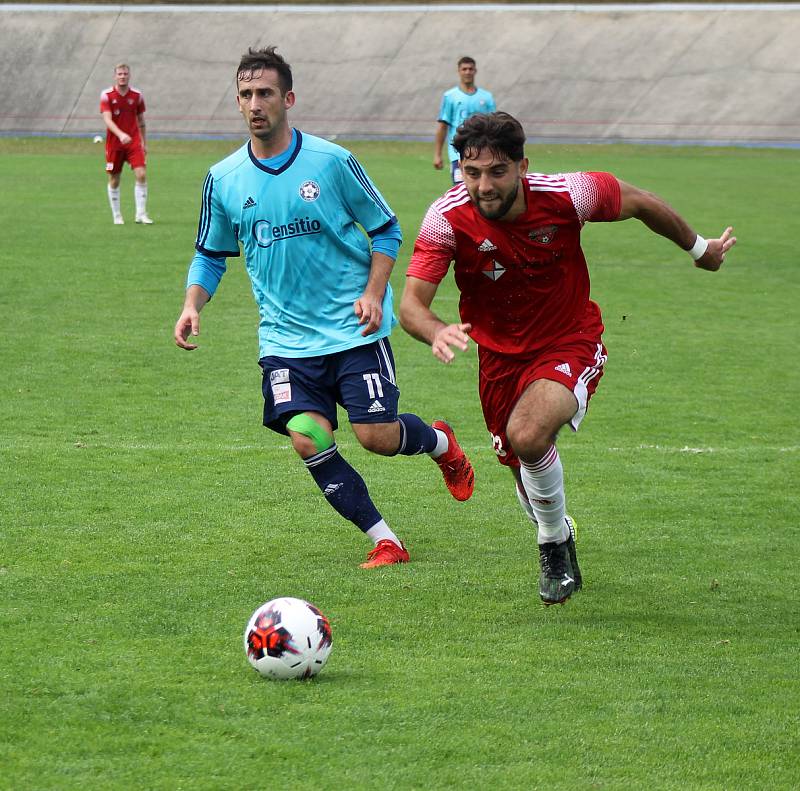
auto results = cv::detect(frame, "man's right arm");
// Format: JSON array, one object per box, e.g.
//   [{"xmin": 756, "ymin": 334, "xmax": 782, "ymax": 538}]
[
  {"xmin": 433, "ymin": 121, "xmax": 448, "ymax": 170},
  {"xmin": 102, "ymin": 110, "xmax": 131, "ymax": 145},
  {"xmin": 174, "ymin": 250, "xmax": 227, "ymax": 350},
  {"xmin": 400, "ymin": 277, "xmax": 471, "ymax": 365},
  {"xmin": 174, "ymin": 284, "xmax": 211, "ymax": 351}
]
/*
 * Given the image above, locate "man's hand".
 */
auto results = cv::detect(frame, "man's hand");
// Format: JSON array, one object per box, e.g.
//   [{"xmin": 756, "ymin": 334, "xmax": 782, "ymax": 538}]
[
  {"xmin": 433, "ymin": 154, "xmax": 443, "ymax": 171},
  {"xmin": 174, "ymin": 307, "xmax": 201, "ymax": 350},
  {"xmin": 432, "ymin": 322, "xmax": 472, "ymax": 364},
  {"xmin": 695, "ymin": 226, "xmax": 737, "ymax": 272},
  {"xmin": 354, "ymin": 293, "xmax": 384, "ymax": 336},
  {"xmin": 118, "ymin": 132, "xmax": 132, "ymax": 145}
]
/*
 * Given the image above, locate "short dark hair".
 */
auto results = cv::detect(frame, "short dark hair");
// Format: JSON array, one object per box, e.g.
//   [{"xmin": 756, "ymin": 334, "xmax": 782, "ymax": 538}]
[
  {"xmin": 457, "ymin": 56, "xmax": 476, "ymax": 67},
  {"xmin": 452, "ymin": 112, "xmax": 526, "ymax": 163},
  {"xmin": 236, "ymin": 46, "xmax": 293, "ymax": 94}
]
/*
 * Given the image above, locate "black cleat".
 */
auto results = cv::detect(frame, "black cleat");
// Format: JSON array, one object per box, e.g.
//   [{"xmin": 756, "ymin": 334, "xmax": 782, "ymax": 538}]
[
  {"xmin": 539, "ymin": 535, "xmax": 577, "ymax": 606},
  {"xmin": 564, "ymin": 515, "xmax": 582, "ymax": 592}
]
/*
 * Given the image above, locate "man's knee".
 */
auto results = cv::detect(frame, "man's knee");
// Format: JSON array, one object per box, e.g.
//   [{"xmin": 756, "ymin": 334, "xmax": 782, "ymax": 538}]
[
  {"xmin": 506, "ymin": 417, "xmax": 555, "ymax": 463},
  {"xmin": 352, "ymin": 422, "xmax": 400, "ymax": 456},
  {"xmin": 286, "ymin": 413, "xmax": 333, "ymax": 459}
]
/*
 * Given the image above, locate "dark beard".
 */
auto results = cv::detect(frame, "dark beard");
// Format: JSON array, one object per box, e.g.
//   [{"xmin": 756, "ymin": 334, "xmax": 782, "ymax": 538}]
[{"xmin": 475, "ymin": 181, "xmax": 519, "ymax": 220}]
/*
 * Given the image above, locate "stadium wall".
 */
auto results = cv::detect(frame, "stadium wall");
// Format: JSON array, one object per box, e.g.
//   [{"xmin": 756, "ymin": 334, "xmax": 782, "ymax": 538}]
[{"xmin": 2, "ymin": 2, "xmax": 799, "ymax": 145}]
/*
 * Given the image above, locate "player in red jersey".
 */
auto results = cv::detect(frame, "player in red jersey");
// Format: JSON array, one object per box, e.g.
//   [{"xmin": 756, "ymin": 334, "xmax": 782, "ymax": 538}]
[
  {"xmin": 100, "ymin": 63, "xmax": 153, "ymax": 225},
  {"xmin": 400, "ymin": 112, "xmax": 736, "ymax": 605}
]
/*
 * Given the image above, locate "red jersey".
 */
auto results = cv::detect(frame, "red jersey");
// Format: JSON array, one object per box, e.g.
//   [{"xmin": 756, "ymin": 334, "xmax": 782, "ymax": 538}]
[
  {"xmin": 407, "ymin": 171, "xmax": 621, "ymax": 355},
  {"xmin": 100, "ymin": 85, "xmax": 145, "ymax": 144}
]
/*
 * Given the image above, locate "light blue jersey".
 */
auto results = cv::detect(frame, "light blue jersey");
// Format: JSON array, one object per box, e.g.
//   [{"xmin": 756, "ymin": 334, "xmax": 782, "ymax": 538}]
[
  {"xmin": 188, "ymin": 130, "xmax": 400, "ymax": 358},
  {"xmin": 438, "ymin": 87, "xmax": 496, "ymax": 162}
]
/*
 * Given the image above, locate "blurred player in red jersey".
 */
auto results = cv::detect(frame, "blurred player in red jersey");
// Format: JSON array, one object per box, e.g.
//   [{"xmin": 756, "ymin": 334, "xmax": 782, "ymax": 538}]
[
  {"xmin": 400, "ymin": 112, "xmax": 736, "ymax": 606},
  {"xmin": 100, "ymin": 63, "xmax": 153, "ymax": 225}
]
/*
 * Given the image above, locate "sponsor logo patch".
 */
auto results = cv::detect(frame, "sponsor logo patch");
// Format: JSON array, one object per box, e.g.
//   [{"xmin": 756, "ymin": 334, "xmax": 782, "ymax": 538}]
[
  {"xmin": 271, "ymin": 383, "xmax": 292, "ymax": 404},
  {"xmin": 482, "ymin": 260, "xmax": 506, "ymax": 281},
  {"xmin": 253, "ymin": 217, "xmax": 323, "ymax": 248},
  {"xmin": 270, "ymin": 368, "xmax": 290, "ymax": 385}
]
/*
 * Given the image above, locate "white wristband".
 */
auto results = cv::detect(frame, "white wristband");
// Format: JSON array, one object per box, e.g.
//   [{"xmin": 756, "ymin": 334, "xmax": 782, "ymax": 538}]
[{"xmin": 688, "ymin": 234, "xmax": 708, "ymax": 261}]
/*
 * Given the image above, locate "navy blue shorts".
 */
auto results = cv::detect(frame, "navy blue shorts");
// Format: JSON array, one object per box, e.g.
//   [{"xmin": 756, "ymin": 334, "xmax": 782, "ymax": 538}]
[{"xmin": 259, "ymin": 337, "xmax": 400, "ymax": 435}]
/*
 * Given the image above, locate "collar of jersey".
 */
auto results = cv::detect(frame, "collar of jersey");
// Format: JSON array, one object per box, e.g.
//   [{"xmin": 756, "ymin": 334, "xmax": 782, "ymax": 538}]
[{"xmin": 248, "ymin": 128, "xmax": 302, "ymax": 174}]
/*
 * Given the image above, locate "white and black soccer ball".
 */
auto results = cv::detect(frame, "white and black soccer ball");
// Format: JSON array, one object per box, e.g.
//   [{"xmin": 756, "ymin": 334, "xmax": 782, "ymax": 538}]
[{"xmin": 244, "ymin": 597, "xmax": 332, "ymax": 680}]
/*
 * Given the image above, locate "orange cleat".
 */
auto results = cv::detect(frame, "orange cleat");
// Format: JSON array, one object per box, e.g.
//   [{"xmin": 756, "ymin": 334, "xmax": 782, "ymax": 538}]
[
  {"xmin": 432, "ymin": 420, "xmax": 475, "ymax": 501},
  {"xmin": 359, "ymin": 539, "xmax": 410, "ymax": 569}
]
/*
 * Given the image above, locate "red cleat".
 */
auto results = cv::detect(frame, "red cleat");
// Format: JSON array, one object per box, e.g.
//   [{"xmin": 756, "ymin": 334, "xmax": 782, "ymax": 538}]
[
  {"xmin": 359, "ymin": 539, "xmax": 410, "ymax": 569},
  {"xmin": 432, "ymin": 420, "xmax": 475, "ymax": 502}
]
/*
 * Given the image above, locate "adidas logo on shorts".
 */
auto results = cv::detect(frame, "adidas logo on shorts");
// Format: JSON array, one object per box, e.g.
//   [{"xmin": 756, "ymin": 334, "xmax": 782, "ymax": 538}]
[
  {"xmin": 367, "ymin": 400, "xmax": 385, "ymax": 413},
  {"xmin": 555, "ymin": 363, "xmax": 572, "ymax": 376}
]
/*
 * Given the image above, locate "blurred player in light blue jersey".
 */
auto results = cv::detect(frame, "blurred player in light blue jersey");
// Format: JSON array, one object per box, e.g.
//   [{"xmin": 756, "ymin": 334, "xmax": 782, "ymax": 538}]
[
  {"xmin": 433, "ymin": 56, "xmax": 495, "ymax": 184},
  {"xmin": 174, "ymin": 47, "xmax": 475, "ymax": 568}
]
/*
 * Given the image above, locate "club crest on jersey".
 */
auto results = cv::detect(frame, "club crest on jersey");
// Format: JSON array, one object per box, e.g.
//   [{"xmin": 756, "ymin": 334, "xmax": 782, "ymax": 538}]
[
  {"xmin": 299, "ymin": 180, "xmax": 321, "ymax": 202},
  {"xmin": 482, "ymin": 260, "xmax": 506, "ymax": 281},
  {"xmin": 528, "ymin": 225, "xmax": 558, "ymax": 244}
]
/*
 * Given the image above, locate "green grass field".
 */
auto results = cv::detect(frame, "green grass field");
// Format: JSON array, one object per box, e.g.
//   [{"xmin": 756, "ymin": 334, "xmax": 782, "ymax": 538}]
[{"xmin": 1, "ymin": 137, "xmax": 798, "ymax": 790}]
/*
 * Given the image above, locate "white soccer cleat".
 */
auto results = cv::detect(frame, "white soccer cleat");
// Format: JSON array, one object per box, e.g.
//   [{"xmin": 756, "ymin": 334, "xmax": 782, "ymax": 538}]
[
  {"xmin": 135, "ymin": 214, "xmax": 154, "ymax": 225},
  {"xmin": 113, "ymin": 214, "xmax": 124, "ymax": 225}
]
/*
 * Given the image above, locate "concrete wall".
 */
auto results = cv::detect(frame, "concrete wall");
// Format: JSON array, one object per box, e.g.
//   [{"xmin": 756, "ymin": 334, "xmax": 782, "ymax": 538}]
[{"xmin": 2, "ymin": 3, "xmax": 799, "ymax": 145}]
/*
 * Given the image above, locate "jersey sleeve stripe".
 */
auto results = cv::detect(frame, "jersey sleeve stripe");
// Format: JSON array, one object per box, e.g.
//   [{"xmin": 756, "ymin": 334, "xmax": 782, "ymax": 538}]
[
  {"xmin": 346, "ymin": 155, "xmax": 392, "ymax": 219},
  {"xmin": 376, "ymin": 338, "xmax": 397, "ymax": 385},
  {"xmin": 196, "ymin": 172, "xmax": 213, "ymax": 248}
]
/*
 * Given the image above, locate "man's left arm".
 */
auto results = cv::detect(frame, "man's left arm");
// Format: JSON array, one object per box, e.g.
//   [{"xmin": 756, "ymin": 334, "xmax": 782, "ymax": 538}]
[
  {"xmin": 617, "ymin": 179, "xmax": 736, "ymax": 271},
  {"xmin": 137, "ymin": 112, "xmax": 147, "ymax": 153},
  {"xmin": 355, "ymin": 251, "xmax": 394, "ymax": 337}
]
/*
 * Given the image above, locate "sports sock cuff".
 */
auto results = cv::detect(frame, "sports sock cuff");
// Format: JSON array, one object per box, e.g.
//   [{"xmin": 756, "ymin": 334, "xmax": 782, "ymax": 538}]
[
  {"xmin": 394, "ymin": 413, "xmax": 437, "ymax": 456},
  {"xmin": 302, "ymin": 444, "xmax": 338, "ymax": 468},
  {"xmin": 520, "ymin": 444, "xmax": 558, "ymax": 474}
]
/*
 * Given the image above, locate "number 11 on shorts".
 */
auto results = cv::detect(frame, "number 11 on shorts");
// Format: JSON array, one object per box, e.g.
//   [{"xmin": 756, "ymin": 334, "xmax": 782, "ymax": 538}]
[{"xmin": 363, "ymin": 373, "xmax": 384, "ymax": 399}]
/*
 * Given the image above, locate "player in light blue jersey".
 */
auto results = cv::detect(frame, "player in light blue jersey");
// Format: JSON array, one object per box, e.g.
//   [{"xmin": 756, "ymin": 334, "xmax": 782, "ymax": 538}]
[
  {"xmin": 434, "ymin": 56, "xmax": 496, "ymax": 184},
  {"xmin": 174, "ymin": 47, "xmax": 475, "ymax": 568}
]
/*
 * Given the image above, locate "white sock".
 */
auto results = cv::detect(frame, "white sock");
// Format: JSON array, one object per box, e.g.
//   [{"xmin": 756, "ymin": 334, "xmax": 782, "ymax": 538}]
[
  {"xmin": 107, "ymin": 185, "xmax": 121, "ymax": 217},
  {"xmin": 520, "ymin": 445, "xmax": 569, "ymax": 544},
  {"xmin": 134, "ymin": 182, "xmax": 148, "ymax": 217},
  {"xmin": 365, "ymin": 520, "xmax": 402, "ymax": 547},
  {"xmin": 429, "ymin": 428, "xmax": 449, "ymax": 459},
  {"xmin": 515, "ymin": 481, "xmax": 538, "ymax": 527}
]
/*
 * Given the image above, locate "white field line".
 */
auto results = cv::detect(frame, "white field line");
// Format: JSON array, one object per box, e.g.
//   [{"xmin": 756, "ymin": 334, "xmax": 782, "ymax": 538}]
[{"xmin": 55, "ymin": 442, "xmax": 800, "ymax": 454}]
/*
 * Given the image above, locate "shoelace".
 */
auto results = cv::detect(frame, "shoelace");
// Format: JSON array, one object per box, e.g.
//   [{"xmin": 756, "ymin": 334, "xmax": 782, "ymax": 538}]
[{"xmin": 539, "ymin": 543, "xmax": 568, "ymax": 576}]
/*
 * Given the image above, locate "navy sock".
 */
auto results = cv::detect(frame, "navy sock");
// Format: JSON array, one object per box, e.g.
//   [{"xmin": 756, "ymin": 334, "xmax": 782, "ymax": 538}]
[
  {"xmin": 303, "ymin": 444, "xmax": 382, "ymax": 532},
  {"xmin": 394, "ymin": 413, "xmax": 438, "ymax": 456}
]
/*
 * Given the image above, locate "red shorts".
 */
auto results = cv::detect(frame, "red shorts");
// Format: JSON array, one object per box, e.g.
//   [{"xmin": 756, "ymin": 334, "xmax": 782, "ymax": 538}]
[
  {"xmin": 478, "ymin": 333, "xmax": 607, "ymax": 468},
  {"xmin": 105, "ymin": 140, "xmax": 146, "ymax": 174}
]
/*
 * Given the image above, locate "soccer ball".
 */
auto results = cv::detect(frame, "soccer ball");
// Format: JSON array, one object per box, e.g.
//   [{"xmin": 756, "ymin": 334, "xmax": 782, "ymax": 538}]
[{"xmin": 244, "ymin": 597, "xmax": 332, "ymax": 680}]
